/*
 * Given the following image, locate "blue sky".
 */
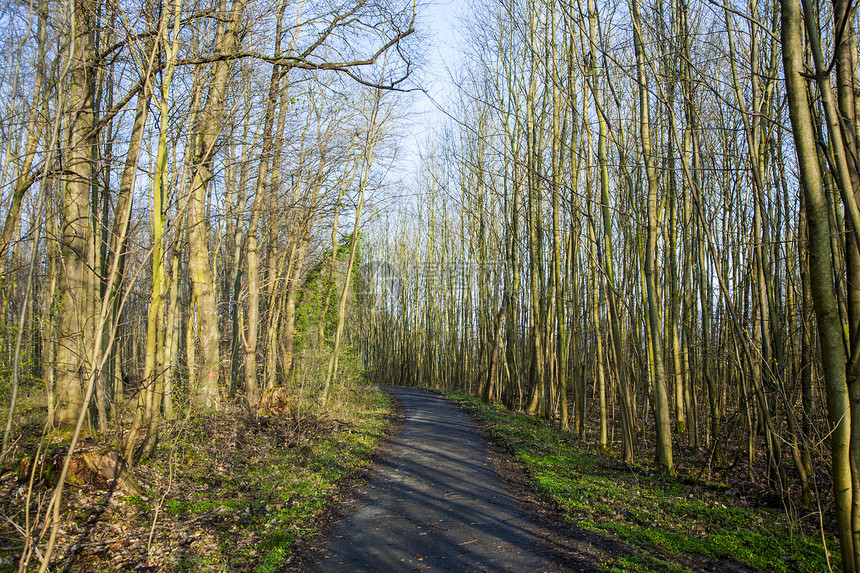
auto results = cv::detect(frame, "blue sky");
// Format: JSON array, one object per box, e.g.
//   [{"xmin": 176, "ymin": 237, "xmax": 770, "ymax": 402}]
[{"xmin": 400, "ymin": 0, "xmax": 465, "ymax": 164}]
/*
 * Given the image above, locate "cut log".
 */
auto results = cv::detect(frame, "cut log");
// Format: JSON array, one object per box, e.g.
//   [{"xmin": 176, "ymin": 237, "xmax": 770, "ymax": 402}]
[
  {"xmin": 258, "ymin": 386, "xmax": 292, "ymax": 417},
  {"xmin": 17, "ymin": 447, "xmax": 142, "ymax": 496},
  {"xmin": 80, "ymin": 450, "xmax": 142, "ymax": 496}
]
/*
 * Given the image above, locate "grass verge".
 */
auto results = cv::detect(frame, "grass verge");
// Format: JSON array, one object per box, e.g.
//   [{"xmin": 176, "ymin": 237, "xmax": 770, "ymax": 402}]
[{"xmin": 444, "ymin": 392, "xmax": 837, "ymax": 573}]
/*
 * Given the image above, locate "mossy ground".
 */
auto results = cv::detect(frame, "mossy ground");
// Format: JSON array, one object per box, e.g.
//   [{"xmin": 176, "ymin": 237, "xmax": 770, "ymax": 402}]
[
  {"xmin": 445, "ymin": 392, "xmax": 838, "ymax": 573},
  {"xmin": 0, "ymin": 384, "xmax": 392, "ymax": 572}
]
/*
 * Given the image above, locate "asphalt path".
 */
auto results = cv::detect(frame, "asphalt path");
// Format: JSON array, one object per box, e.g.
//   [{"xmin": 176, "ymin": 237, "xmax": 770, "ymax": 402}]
[{"xmin": 312, "ymin": 387, "xmax": 585, "ymax": 572}]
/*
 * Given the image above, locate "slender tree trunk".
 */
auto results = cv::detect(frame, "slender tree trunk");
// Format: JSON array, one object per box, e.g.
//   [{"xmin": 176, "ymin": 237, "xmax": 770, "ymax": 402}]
[
  {"xmin": 320, "ymin": 91, "xmax": 382, "ymax": 404},
  {"xmin": 631, "ymin": 0, "xmax": 673, "ymax": 474}
]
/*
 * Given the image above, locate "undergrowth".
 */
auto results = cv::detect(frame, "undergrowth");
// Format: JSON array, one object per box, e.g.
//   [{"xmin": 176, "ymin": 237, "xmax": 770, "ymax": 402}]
[
  {"xmin": 0, "ymin": 384, "xmax": 392, "ymax": 572},
  {"xmin": 445, "ymin": 392, "xmax": 837, "ymax": 573}
]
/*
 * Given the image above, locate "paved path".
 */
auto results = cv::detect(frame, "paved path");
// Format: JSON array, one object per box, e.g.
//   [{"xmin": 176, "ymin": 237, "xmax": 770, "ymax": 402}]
[{"xmin": 312, "ymin": 387, "xmax": 583, "ymax": 572}]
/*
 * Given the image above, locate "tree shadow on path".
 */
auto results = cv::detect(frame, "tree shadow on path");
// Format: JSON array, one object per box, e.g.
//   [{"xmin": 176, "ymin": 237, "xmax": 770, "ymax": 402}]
[{"xmin": 309, "ymin": 388, "xmax": 620, "ymax": 572}]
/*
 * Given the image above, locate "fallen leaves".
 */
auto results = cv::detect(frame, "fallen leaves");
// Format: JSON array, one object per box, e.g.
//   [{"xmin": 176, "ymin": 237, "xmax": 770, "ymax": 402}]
[{"xmin": 0, "ymin": 387, "xmax": 392, "ymax": 572}]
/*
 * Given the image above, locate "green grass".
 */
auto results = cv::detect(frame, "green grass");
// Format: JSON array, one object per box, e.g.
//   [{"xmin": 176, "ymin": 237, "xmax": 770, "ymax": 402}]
[{"xmin": 445, "ymin": 392, "xmax": 837, "ymax": 573}]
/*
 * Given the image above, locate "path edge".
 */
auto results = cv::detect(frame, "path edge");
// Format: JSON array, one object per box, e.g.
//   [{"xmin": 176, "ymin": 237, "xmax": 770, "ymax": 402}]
[
  {"xmin": 279, "ymin": 386, "xmax": 406, "ymax": 572},
  {"xmin": 435, "ymin": 390, "xmax": 761, "ymax": 573}
]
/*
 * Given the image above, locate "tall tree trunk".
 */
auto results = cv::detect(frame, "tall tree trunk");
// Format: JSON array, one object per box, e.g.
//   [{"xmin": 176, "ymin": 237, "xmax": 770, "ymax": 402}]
[
  {"xmin": 55, "ymin": 0, "xmax": 96, "ymax": 428},
  {"xmin": 631, "ymin": 0, "xmax": 674, "ymax": 474},
  {"xmin": 186, "ymin": 0, "xmax": 247, "ymax": 409},
  {"xmin": 243, "ymin": 0, "xmax": 287, "ymax": 407},
  {"xmin": 780, "ymin": 0, "xmax": 856, "ymax": 566}
]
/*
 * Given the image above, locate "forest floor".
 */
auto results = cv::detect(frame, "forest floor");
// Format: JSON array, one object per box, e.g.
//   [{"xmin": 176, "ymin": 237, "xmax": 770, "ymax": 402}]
[
  {"xmin": 443, "ymin": 391, "xmax": 838, "ymax": 573},
  {"xmin": 0, "ymin": 384, "xmax": 840, "ymax": 572},
  {"xmin": 0, "ymin": 384, "xmax": 395, "ymax": 572}
]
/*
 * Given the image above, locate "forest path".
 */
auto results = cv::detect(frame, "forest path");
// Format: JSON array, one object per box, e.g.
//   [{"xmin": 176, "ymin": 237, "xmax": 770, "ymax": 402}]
[{"xmin": 311, "ymin": 387, "xmax": 592, "ymax": 572}]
